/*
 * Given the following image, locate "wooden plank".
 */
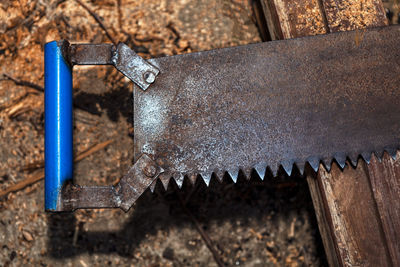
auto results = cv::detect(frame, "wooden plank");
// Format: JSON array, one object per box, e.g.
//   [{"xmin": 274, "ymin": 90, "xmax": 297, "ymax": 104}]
[
  {"xmin": 251, "ymin": 0, "xmax": 271, "ymax": 41},
  {"xmin": 307, "ymin": 170, "xmax": 341, "ymax": 267},
  {"xmin": 259, "ymin": 0, "xmax": 398, "ymax": 266},
  {"xmin": 317, "ymin": 161, "xmax": 391, "ymax": 266},
  {"xmin": 368, "ymin": 152, "xmax": 400, "ymax": 266},
  {"xmin": 260, "ymin": 0, "xmax": 328, "ymax": 39}
]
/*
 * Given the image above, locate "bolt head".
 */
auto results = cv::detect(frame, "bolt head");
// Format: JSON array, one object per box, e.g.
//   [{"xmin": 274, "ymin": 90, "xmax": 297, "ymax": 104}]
[
  {"xmin": 143, "ymin": 71, "xmax": 156, "ymax": 84},
  {"xmin": 143, "ymin": 164, "xmax": 157, "ymax": 177}
]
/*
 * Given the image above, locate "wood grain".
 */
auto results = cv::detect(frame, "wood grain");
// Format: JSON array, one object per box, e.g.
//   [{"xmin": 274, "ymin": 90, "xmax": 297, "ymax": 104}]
[
  {"xmin": 368, "ymin": 152, "xmax": 400, "ymax": 266},
  {"xmin": 260, "ymin": 0, "xmax": 328, "ymax": 39},
  {"xmin": 317, "ymin": 162, "xmax": 391, "ymax": 266}
]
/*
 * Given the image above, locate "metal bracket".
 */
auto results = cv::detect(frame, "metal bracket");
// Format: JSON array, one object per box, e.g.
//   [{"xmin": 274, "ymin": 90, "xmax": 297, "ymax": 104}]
[
  {"xmin": 61, "ymin": 40, "xmax": 159, "ymax": 90},
  {"xmin": 59, "ymin": 154, "xmax": 163, "ymax": 212}
]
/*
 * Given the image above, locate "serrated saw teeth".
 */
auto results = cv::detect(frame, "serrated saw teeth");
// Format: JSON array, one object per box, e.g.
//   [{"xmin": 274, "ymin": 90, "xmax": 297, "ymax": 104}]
[
  {"xmin": 321, "ymin": 158, "xmax": 332, "ymax": 171},
  {"xmin": 254, "ymin": 164, "xmax": 267, "ymax": 180},
  {"xmin": 200, "ymin": 172, "xmax": 212, "ymax": 186},
  {"xmin": 361, "ymin": 152, "xmax": 372, "ymax": 164},
  {"xmin": 149, "ymin": 180, "xmax": 157, "ymax": 193},
  {"xmin": 333, "ymin": 153, "xmax": 347, "ymax": 169},
  {"xmin": 215, "ymin": 170, "xmax": 225, "ymax": 182},
  {"xmin": 281, "ymin": 160, "xmax": 293, "ymax": 176},
  {"xmin": 269, "ymin": 165, "xmax": 279, "ymax": 177},
  {"xmin": 228, "ymin": 169, "xmax": 239, "ymax": 183},
  {"xmin": 174, "ymin": 173, "xmax": 185, "ymax": 188},
  {"xmin": 307, "ymin": 157, "xmax": 320, "ymax": 172},
  {"xmin": 374, "ymin": 151, "xmax": 384, "ymax": 162},
  {"xmin": 148, "ymin": 149, "xmax": 398, "ymax": 193},
  {"xmin": 392, "ymin": 150, "xmax": 399, "ymax": 161},
  {"xmin": 295, "ymin": 162, "xmax": 305, "ymax": 175},
  {"xmin": 384, "ymin": 147, "xmax": 397, "ymax": 160},
  {"xmin": 161, "ymin": 176, "xmax": 170, "ymax": 191},
  {"xmin": 347, "ymin": 153, "xmax": 359, "ymax": 167}
]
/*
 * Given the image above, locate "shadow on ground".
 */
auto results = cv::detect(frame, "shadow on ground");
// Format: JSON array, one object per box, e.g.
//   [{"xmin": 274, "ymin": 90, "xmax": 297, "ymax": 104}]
[{"xmin": 47, "ymin": 169, "xmax": 327, "ymax": 262}]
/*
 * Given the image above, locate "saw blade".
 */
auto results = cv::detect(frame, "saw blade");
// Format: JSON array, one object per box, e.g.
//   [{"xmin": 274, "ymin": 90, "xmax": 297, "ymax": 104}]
[{"xmin": 133, "ymin": 25, "xmax": 400, "ymax": 190}]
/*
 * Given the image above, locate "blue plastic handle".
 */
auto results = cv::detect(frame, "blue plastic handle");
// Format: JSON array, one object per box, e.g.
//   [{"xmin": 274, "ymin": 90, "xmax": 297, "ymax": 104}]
[{"xmin": 44, "ymin": 41, "xmax": 73, "ymax": 211}]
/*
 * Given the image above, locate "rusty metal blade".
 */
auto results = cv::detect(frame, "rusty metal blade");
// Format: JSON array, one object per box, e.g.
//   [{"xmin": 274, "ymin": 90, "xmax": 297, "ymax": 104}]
[{"xmin": 134, "ymin": 25, "xmax": 400, "ymax": 185}]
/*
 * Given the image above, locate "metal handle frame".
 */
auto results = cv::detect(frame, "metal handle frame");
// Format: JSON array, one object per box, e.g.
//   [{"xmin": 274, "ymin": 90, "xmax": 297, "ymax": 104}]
[{"xmin": 44, "ymin": 40, "xmax": 161, "ymax": 211}]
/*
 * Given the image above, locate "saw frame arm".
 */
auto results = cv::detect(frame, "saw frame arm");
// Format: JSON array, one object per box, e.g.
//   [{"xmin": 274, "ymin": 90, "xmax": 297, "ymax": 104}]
[{"xmin": 44, "ymin": 40, "xmax": 162, "ymax": 212}]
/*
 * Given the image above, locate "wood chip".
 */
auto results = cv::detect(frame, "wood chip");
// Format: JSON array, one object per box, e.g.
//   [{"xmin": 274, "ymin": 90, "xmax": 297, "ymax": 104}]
[{"xmin": 22, "ymin": 230, "xmax": 33, "ymax": 242}]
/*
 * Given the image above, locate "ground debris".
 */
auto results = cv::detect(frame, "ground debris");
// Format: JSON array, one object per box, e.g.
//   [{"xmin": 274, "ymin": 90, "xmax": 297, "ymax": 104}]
[{"xmin": 22, "ymin": 230, "xmax": 33, "ymax": 242}]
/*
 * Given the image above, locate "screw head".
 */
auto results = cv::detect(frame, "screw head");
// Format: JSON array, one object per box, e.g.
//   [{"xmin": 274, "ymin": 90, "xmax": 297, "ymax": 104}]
[
  {"xmin": 143, "ymin": 164, "xmax": 157, "ymax": 177},
  {"xmin": 143, "ymin": 71, "xmax": 156, "ymax": 84}
]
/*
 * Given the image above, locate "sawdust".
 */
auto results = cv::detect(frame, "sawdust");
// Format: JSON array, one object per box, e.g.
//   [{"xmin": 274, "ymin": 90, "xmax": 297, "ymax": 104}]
[
  {"xmin": 323, "ymin": 0, "xmax": 388, "ymax": 32},
  {"xmin": 277, "ymin": 0, "xmax": 328, "ymax": 38}
]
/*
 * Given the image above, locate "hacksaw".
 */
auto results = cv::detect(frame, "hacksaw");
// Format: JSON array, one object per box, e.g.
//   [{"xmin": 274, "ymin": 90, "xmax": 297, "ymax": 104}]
[{"xmin": 44, "ymin": 25, "xmax": 400, "ymax": 211}]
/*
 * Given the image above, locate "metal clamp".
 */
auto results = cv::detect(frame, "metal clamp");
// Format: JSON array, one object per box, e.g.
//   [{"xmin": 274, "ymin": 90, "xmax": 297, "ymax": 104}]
[
  {"xmin": 61, "ymin": 40, "xmax": 159, "ymax": 90},
  {"xmin": 59, "ymin": 154, "xmax": 163, "ymax": 212},
  {"xmin": 44, "ymin": 41, "xmax": 161, "ymax": 212}
]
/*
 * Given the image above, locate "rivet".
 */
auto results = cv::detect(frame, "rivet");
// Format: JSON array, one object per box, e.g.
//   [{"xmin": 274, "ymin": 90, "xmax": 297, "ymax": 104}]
[
  {"xmin": 143, "ymin": 164, "xmax": 157, "ymax": 177},
  {"xmin": 143, "ymin": 71, "xmax": 156, "ymax": 84}
]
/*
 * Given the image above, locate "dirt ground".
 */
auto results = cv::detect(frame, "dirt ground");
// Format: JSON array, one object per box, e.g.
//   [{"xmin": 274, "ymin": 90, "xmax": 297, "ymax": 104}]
[{"xmin": 0, "ymin": 0, "xmax": 396, "ymax": 266}]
